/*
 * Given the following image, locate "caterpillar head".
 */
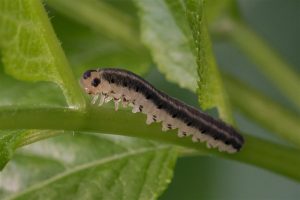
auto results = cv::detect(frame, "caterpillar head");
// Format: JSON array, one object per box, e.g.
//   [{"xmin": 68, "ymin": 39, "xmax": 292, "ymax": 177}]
[{"xmin": 80, "ymin": 69, "xmax": 103, "ymax": 95}]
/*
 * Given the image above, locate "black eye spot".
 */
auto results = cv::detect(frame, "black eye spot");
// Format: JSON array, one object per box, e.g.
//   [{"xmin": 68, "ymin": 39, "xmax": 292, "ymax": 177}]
[
  {"xmin": 83, "ymin": 70, "xmax": 96, "ymax": 79},
  {"xmin": 111, "ymin": 78, "xmax": 115, "ymax": 83},
  {"xmin": 91, "ymin": 78, "xmax": 101, "ymax": 87}
]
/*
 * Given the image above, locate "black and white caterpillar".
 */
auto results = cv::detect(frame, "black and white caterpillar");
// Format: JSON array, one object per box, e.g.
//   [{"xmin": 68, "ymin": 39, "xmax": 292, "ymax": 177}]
[{"xmin": 80, "ymin": 68, "xmax": 244, "ymax": 153}]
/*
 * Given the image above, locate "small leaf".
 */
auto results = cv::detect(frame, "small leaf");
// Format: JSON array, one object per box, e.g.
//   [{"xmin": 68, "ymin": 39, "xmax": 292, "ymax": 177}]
[
  {"xmin": 0, "ymin": 130, "xmax": 62, "ymax": 170},
  {"xmin": 134, "ymin": 0, "xmax": 198, "ymax": 91},
  {"xmin": 0, "ymin": 134, "xmax": 177, "ymax": 200},
  {"xmin": 0, "ymin": 131, "xmax": 20, "ymax": 170},
  {"xmin": 185, "ymin": 0, "xmax": 234, "ymax": 123},
  {"xmin": 0, "ymin": 0, "xmax": 85, "ymax": 109}
]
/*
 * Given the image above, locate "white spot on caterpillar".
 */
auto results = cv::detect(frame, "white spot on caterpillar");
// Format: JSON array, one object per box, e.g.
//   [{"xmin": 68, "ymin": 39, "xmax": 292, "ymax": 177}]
[
  {"xmin": 91, "ymin": 95, "xmax": 99, "ymax": 104},
  {"xmin": 104, "ymin": 95, "xmax": 113, "ymax": 103},
  {"xmin": 99, "ymin": 94, "xmax": 105, "ymax": 106},
  {"xmin": 132, "ymin": 105, "xmax": 140, "ymax": 113},
  {"xmin": 146, "ymin": 114, "xmax": 154, "ymax": 125},
  {"xmin": 114, "ymin": 98, "xmax": 121, "ymax": 111}
]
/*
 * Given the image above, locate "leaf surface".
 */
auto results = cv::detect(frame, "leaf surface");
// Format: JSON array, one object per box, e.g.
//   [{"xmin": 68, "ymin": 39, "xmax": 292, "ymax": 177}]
[
  {"xmin": 134, "ymin": 0, "xmax": 198, "ymax": 91},
  {"xmin": 0, "ymin": 134, "xmax": 177, "ymax": 200},
  {"xmin": 0, "ymin": 0, "xmax": 85, "ymax": 108},
  {"xmin": 185, "ymin": 0, "xmax": 233, "ymax": 122}
]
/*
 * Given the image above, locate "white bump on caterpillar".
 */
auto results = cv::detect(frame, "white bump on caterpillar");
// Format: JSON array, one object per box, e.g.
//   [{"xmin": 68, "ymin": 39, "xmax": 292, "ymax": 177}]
[
  {"xmin": 132, "ymin": 105, "xmax": 140, "ymax": 113},
  {"xmin": 223, "ymin": 145, "xmax": 236, "ymax": 153},
  {"xmin": 122, "ymin": 99, "xmax": 129, "ymax": 108},
  {"xmin": 215, "ymin": 140, "xmax": 226, "ymax": 149},
  {"xmin": 196, "ymin": 133, "xmax": 209, "ymax": 143},
  {"xmin": 99, "ymin": 94, "xmax": 105, "ymax": 106},
  {"xmin": 192, "ymin": 134, "xmax": 198, "ymax": 143},
  {"xmin": 209, "ymin": 140, "xmax": 219, "ymax": 148},
  {"xmin": 206, "ymin": 142, "xmax": 212, "ymax": 149},
  {"xmin": 104, "ymin": 95, "xmax": 113, "ymax": 103},
  {"xmin": 114, "ymin": 98, "xmax": 121, "ymax": 111},
  {"xmin": 146, "ymin": 114, "xmax": 155, "ymax": 125},
  {"xmin": 161, "ymin": 122, "xmax": 169, "ymax": 132},
  {"xmin": 177, "ymin": 129, "xmax": 187, "ymax": 138},
  {"xmin": 141, "ymin": 101, "xmax": 155, "ymax": 115},
  {"xmin": 216, "ymin": 141, "xmax": 228, "ymax": 152},
  {"xmin": 91, "ymin": 95, "xmax": 99, "ymax": 104},
  {"xmin": 153, "ymin": 109, "xmax": 168, "ymax": 124}
]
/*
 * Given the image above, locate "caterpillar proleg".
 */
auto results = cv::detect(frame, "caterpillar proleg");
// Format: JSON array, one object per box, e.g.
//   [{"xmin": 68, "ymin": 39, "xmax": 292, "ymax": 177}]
[{"xmin": 80, "ymin": 68, "xmax": 244, "ymax": 153}]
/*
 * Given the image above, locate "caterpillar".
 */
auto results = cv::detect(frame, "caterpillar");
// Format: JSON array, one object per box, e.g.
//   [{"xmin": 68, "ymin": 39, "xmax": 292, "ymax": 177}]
[{"xmin": 80, "ymin": 68, "xmax": 244, "ymax": 153}]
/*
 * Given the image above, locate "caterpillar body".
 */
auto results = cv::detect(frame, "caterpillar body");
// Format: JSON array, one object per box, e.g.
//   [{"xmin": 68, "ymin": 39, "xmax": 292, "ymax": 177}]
[{"xmin": 80, "ymin": 68, "xmax": 244, "ymax": 153}]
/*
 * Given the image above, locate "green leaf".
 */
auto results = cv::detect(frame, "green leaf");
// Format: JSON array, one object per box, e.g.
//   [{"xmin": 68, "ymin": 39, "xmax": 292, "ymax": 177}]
[
  {"xmin": 134, "ymin": 0, "xmax": 198, "ymax": 91},
  {"xmin": 0, "ymin": 69, "xmax": 66, "ymax": 107},
  {"xmin": 185, "ymin": 0, "xmax": 234, "ymax": 123},
  {"xmin": 0, "ymin": 130, "xmax": 62, "ymax": 170},
  {"xmin": 0, "ymin": 134, "xmax": 177, "ymax": 200},
  {"xmin": 0, "ymin": 131, "xmax": 21, "ymax": 169},
  {"xmin": 0, "ymin": 0, "xmax": 85, "ymax": 109}
]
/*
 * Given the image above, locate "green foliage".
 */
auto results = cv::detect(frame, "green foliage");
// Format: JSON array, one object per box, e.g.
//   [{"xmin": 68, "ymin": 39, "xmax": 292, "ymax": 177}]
[
  {"xmin": 0, "ymin": 134, "xmax": 177, "ymax": 200},
  {"xmin": 185, "ymin": 0, "xmax": 233, "ymax": 123},
  {"xmin": 0, "ymin": 0, "xmax": 85, "ymax": 108},
  {"xmin": 134, "ymin": 0, "xmax": 198, "ymax": 91},
  {"xmin": 0, "ymin": 0, "xmax": 300, "ymax": 199}
]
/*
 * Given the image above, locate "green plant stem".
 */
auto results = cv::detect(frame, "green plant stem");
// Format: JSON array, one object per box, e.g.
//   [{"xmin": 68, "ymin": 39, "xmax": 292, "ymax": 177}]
[
  {"xmin": 224, "ymin": 75, "xmax": 300, "ymax": 147},
  {"xmin": 220, "ymin": 19, "xmax": 300, "ymax": 109},
  {"xmin": 1, "ymin": 106, "xmax": 300, "ymax": 182}
]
